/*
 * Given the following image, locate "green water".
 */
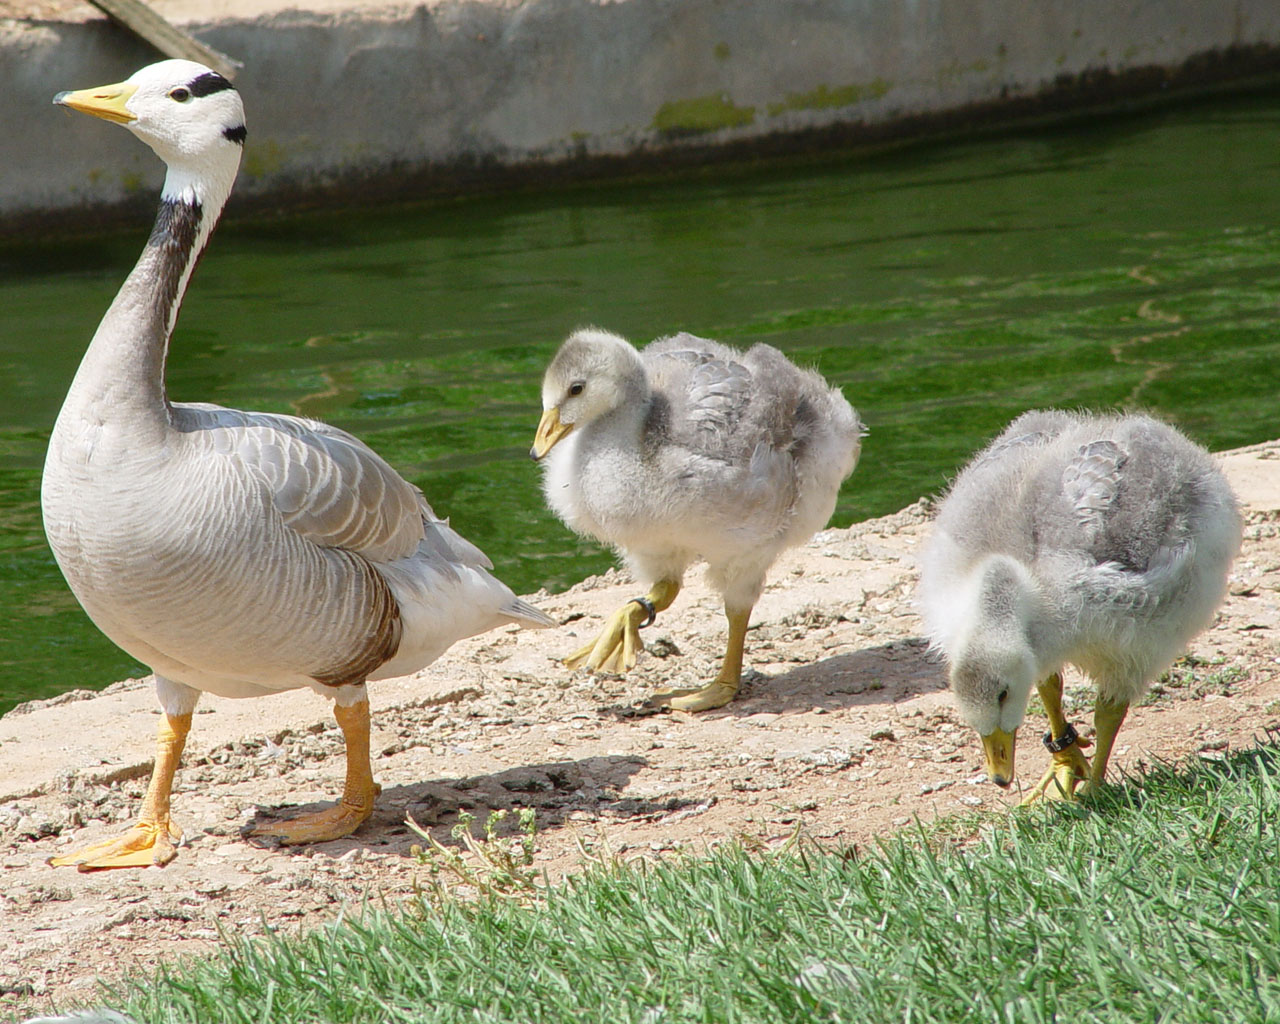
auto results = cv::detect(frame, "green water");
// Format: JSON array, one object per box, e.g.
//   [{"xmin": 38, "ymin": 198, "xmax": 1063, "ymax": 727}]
[{"xmin": 3, "ymin": 93, "xmax": 1279, "ymax": 715}]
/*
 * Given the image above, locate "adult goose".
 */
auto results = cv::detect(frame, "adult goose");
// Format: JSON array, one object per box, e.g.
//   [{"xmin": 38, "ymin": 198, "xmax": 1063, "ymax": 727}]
[
  {"xmin": 918, "ymin": 410, "xmax": 1241, "ymax": 802},
  {"xmin": 43, "ymin": 60, "xmax": 552, "ymax": 870},
  {"xmin": 532, "ymin": 328, "xmax": 861, "ymax": 711}
]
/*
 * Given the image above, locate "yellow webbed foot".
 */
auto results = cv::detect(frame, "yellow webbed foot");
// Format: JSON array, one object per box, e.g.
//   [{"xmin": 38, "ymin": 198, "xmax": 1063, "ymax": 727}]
[
  {"xmin": 49, "ymin": 818, "xmax": 181, "ymax": 871},
  {"xmin": 565, "ymin": 582, "xmax": 681, "ymax": 675},
  {"xmin": 564, "ymin": 601, "xmax": 648, "ymax": 673},
  {"xmin": 251, "ymin": 792, "xmax": 377, "ymax": 846},
  {"xmin": 649, "ymin": 679, "xmax": 739, "ymax": 712},
  {"xmin": 253, "ymin": 697, "xmax": 381, "ymax": 846},
  {"xmin": 1020, "ymin": 743, "xmax": 1092, "ymax": 805},
  {"xmin": 50, "ymin": 709, "xmax": 193, "ymax": 871}
]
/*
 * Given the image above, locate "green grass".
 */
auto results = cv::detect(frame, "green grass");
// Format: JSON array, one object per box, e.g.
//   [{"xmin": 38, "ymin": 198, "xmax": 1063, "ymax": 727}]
[{"xmin": 73, "ymin": 743, "xmax": 1280, "ymax": 1023}]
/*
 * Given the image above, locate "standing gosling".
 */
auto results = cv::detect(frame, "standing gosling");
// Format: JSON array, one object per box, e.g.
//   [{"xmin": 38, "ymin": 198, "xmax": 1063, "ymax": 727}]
[{"xmin": 532, "ymin": 328, "xmax": 861, "ymax": 711}]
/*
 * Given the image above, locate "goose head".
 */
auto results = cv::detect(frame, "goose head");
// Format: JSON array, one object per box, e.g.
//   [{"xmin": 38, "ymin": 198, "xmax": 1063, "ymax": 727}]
[
  {"xmin": 55, "ymin": 59, "xmax": 246, "ymax": 205},
  {"xmin": 948, "ymin": 555, "xmax": 1040, "ymax": 787},
  {"xmin": 531, "ymin": 328, "xmax": 648, "ymax": 461}
]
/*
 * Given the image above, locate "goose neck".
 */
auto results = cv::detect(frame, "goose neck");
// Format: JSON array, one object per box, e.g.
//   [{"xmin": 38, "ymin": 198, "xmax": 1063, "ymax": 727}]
[{"xmin": 60, "ymin": 160, "xmax": 235, "ymax": 435}]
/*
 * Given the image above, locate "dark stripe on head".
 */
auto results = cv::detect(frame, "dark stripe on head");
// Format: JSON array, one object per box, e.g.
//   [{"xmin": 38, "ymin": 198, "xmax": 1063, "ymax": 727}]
[
  {"xmin": 223, "ymin": 124, "xmax": 247, "ymax": 145},
  {"xmin": 188, "ymin": 71, "xmax": 235, "ymax": 98}
]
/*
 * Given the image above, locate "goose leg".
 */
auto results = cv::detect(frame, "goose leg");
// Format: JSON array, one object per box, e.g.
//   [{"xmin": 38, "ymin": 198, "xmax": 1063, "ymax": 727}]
[
  {"xmin": 252, "ymin": 699, "xmax": 379, "ymax": 845},
  {"xmin": 1079, "ymin": 698, "xmax": 1129, "ymax": 796},
  {"xmin": 49, "ymin": 711, "xmax": 191, "ymax": 871},
  {"xmin": 1021, "ymin": 672, "xmax": 1092, "ymax": 805},
  {"xmin": 565, "ymin": 579, "xmax": 681, "ymax": 674},
  {"xmin": 651, "ymin": 603, "xmax": 751, "ymax": 712}
]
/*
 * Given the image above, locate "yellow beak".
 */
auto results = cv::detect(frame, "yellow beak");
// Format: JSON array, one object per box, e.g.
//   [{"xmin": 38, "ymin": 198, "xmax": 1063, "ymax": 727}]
[
  {"xmin": 54, "ymin": 81, "xmax": 139, "ymax": 125},
  {"xmin": 980, "ymin": 728, "xmax": 1017, "ymax": 787},
  {"xmin": 530, "ymin": 407, "xmax": 573, "ymax": 461}
]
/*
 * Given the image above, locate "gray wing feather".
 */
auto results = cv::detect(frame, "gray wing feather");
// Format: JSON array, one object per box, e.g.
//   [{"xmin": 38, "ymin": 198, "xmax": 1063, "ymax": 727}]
[
  {"xmin": 972, "ymin": 430, "xmax": 1056, "ymax": 471},
  {"xmin": 420, "ymin": 516, "xmax": 494, "ymax": 571},
  {"xmin": 1062, "ymin": 439, "xmax": 1127, "ymax": 537},
  {"xmin": 684, "ymin": 356, "xmax": 754, "ymax": 441},
  {"xmin": 174, "ymin": 403, "xmax": 428, "ymax": 563},
  {"xmin": 647, "ymin": 334, "xmax": 758, "ymax": 458},
  {"xmin": 969, "ymin": 409, "xmax": 1077, "ymax": 472},
  {"xmin": 1062, "ymin": 435, "xmax": 1198, "ymax": 613}
]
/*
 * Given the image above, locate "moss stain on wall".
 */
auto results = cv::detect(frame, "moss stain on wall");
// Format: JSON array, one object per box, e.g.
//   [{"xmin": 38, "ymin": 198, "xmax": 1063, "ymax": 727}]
[
  {"xmin": 766, "ymin": 79, "xmax": 891, "ymax": 117},
  {"xmin": 243, "ymin": 138, "xmax": 289, "ymax": 180},
  {"xmin": 651, "ymin": 93, "xmax": 756, "ymax": 134}
]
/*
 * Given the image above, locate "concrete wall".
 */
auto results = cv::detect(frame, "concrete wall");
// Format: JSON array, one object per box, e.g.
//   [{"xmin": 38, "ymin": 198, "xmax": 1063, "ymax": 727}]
[{"xmin": 5, "ymin": 0, "xmax": 1279, "ymax": 230}]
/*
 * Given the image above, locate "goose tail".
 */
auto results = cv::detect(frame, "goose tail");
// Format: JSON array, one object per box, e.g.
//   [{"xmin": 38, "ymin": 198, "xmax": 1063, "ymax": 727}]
[{"xmin": 504, "ymin": 597, "xmax": 557, "ymax": 629}]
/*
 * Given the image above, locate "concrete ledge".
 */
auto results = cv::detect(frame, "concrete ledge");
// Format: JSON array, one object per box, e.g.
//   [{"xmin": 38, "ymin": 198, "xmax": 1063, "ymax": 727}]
[{"xmin": 5, "ymin": 0, "xmax": 1280, "ymax": 233}]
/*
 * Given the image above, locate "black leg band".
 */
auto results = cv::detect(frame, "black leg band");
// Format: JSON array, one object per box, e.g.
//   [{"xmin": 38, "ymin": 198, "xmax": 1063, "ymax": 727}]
[
  {"xmin": 1043, "ymin": 722, "xmax": 1079, "ymax": 753},
  {"xmin": 629, "ymin": 596, "xmax": 657, "ymax": 628}
]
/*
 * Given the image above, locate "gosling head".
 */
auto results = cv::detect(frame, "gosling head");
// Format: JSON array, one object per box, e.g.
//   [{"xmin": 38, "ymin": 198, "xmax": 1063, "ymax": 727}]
[
  {"xmin": 531, "ymin": 328, "xmax": 647, "ymax": 461},
  {"xmin": 947, "ymin": 555, "xmax": 1040, "ymax": 787},
  {"xmin": 55, "ymin": 60, "xmax": 246, "ymax": 198},
  {"xmin": 950, "ymin": 639, "xmax": 1037, "ymax": 788}
]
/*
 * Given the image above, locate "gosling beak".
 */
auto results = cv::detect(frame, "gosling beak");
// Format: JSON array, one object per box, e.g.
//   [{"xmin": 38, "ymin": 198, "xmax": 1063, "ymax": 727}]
[
  {"xmin": 980, "ymin": 728, "xmax": 1017, "ymax": 788},
  {"xmin": 530, "ymin": 406, "xmax": 573, "ymax": 461},
  {"xmin": 53, "ymin": 81, "xmax": 139, "ymax": 125}
]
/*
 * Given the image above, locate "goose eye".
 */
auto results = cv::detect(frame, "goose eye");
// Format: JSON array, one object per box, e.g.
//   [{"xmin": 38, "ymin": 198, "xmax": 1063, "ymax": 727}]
[
  {"xmin": 568, "ymin": 381, "xmax": 585, "ymax": 397},
  {"xmin": 169, "ymin": 86, "xmax": 192, "ymax": 103},
  {"xmin": 997, "ymin": 688, "xmax": 1009, "ymax": 706}
]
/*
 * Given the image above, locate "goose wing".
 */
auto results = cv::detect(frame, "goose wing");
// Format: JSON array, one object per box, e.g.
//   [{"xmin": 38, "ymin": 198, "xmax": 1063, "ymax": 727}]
[
  {"xmin": 173, "ymin": 403, "xmax": 486, "ymax": 567},
  {"xmin": 971, "ymin": 430, "xmax": 1054, "ymax": 471},
  {"xmin": 644, "ymin": 335, "xmax": 801, "ymax": 527},
  {"xmin": 681, "ymin": 353, "xmax": 755, "ymax": 446}
]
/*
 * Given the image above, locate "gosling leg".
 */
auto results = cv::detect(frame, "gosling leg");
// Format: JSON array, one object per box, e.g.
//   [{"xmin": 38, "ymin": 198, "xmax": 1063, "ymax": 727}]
[
  {"xmin": 651, "ymin": 603, "xmax": 752, "ymax": 712},
  {"xmin": 1021, "ymin": 672, "xmax": 1092, "ymax": 805},
  {"xmin": 1079, "ymin": 698, "xmax": 1129, "ymax": 796}
]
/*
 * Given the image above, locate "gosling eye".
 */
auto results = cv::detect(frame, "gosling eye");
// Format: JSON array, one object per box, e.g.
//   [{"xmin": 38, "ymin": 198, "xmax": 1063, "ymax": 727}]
[
  {"xmin": 997, "ymin": 688, "xmax": 1009, "ymax": 706},
  {"xmin": 568, "ymin": 381, "xmax": 585, "ymax": 397},
  {"xmin": 168, "ymin": 86, "xmax": 192, "ymax": 103}
]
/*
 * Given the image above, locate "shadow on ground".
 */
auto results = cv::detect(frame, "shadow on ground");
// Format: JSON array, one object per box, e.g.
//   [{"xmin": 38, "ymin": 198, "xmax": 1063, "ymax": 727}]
[{"xmin": 248, "ymin": 753, "xmax": 655, "ymax": 858}]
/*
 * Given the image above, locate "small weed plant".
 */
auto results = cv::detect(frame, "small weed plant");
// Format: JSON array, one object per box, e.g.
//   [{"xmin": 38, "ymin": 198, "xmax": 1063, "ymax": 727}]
[{"xmin": 407, "ymin": 808, "xmax": 542, "ymax": 903}]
